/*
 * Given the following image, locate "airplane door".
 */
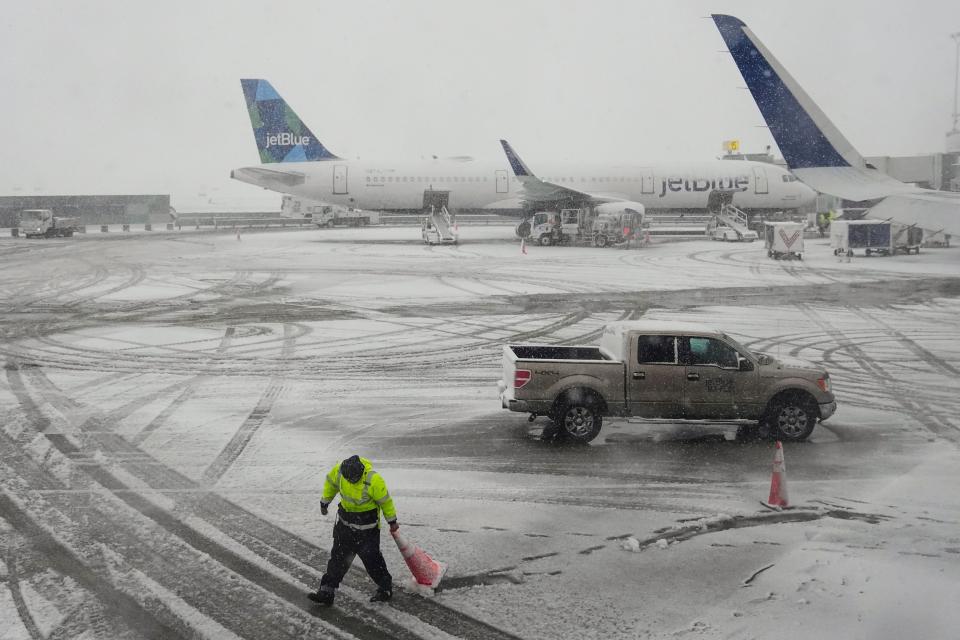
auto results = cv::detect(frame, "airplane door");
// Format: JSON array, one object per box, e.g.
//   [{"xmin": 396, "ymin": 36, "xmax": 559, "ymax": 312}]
[
  {"xmin": 641, "ymin": 170, "xmax": 655, "ymax": 194},
  {"xmin": 333, "ymin": 165, "xmax": 348, "ymax": 195},
  {"xmin": 752, "ymin": 167, "xmax": 768, "ymax": 195},
  {"xmin": 495, "ymin": 170, "xmax": 509, "ymax": 194}
]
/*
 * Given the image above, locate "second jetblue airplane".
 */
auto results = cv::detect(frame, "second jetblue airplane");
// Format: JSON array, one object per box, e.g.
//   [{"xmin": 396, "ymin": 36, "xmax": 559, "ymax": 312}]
[{"xmin": 230, "ymin": 79, "xmax": 815, "ymax": 215}]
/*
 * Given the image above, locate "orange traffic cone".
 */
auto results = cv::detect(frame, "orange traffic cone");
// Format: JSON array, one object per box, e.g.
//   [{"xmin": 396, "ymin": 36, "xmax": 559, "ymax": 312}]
[
  {"xmin": 391, "ymin": 529, "xmax": 447, "ymax": 589},
  {"xmin": 521, "ymin": 238, "xmax": 527, "ymax": 255},
  {"xmin": 766, "ymin": 441, "xmax": 789, "ymax": 508}
]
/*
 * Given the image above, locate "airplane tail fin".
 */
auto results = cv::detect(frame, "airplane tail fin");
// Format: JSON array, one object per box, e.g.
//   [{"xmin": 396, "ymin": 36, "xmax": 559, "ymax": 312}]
[
  {"xmin": 710, "ymin": 15, "xmax": 864, "ymax": 171},
  {"xmin": 240, "ymin": 79, "xmax": 341, "ymax": 163},
  {"xmin": 499, "ymin": 139, "xmax": 536, "ymax": 177}
]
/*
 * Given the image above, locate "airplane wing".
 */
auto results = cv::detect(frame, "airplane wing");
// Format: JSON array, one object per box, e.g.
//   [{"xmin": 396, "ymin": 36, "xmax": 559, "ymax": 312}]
[
  {"xmin": 711, "ymin": 14, "xmax": 960, "ymax": 235},
  {"xmin": 500, "ymin": 139, "xmax": 624, "ymax": 205},
  {"xmin": 230, "ymin": 166, "xmax": 306, "ymax": 189},
  {"xmin": 865, "ymin": 192, "xmax": 960, "ymax": 234}
]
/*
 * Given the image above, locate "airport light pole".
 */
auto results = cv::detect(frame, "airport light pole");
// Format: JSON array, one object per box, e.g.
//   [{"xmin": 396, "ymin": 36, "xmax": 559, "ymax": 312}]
[{"xmin": 952, "ymin": 33, "xmax": 960, "ymax": 131}]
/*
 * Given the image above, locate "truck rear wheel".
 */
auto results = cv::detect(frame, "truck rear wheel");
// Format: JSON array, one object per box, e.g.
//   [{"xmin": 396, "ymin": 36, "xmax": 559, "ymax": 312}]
[
  {"xmin": 764, "ymin": 393, "xmax": 817, "ymax": 442},
  {"xmin": 554, "ymin": 401, "xmax": 602, "ymax": 443}
]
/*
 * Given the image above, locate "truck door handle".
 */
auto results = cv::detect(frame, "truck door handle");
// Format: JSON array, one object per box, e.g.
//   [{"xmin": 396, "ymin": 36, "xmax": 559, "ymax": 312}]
[
  {"xmin": 687, "ymin": 372, "xmax": 700, "ymax": 381},
  {"xmin": 633, "ymin": 371, "xmax": 645, "ymax": 380}
]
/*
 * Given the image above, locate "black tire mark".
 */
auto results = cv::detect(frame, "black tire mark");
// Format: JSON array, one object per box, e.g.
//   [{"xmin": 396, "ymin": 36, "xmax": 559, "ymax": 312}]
[
  {"xmin": 5, "ymin": 541, "xmax": 46, "ymax": 640},
  {"xmin": 0, "ymin": 492, "xmax": 188, "ymax": 640},
  {"xmin": 201, "ymin": 381, "xmax": 283, "ymax": 486}
]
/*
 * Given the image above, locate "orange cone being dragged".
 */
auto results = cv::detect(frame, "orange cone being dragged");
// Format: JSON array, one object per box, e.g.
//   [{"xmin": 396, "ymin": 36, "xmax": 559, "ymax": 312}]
[
  {"xmin": 391, "ymin": 529, "xmax": 447, "ymax": 589},
  {"xmin": 766, "ymin": 440, "xmax": 789, "ymax": 508}
]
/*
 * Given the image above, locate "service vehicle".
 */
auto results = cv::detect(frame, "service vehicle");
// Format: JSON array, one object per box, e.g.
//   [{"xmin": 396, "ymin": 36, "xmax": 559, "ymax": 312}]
[
  {"xmin": 312, "ymin": 207, "xmax": 379, "ymax": 227},
  {"xmin": 705, "ymin": 203, "xmax": 758, "ymax": 242},
  {"xmin": 921, "ymin": 230, "xmax": 950, "ymax": 248},
  {"xmin": 763, "ymin": 221, "xmax": 804, "ymax": 260},
  {"xmin": 891, "ymin": 223, "xmax": 922, "ymax": 255},
  {"xmin": 830, "ymin": 220, "xmax": 894, "ymax": 256},
  {"xmin": 18, "ymin": 209, "xmax": 81, "ymax": 238},
  {"xmin": 591, "ymin": 209, "xmax": 644, "ymax": 247},
  {"xmin": 498, "ymin": 320, "xmax": 836, "ymax": 443},
  {"xmin": 526, "ymin": 208, "xmax": 590, "ymax": 246},
  {"xmin": 281, "ymin": 195, "xmax": 379, "ymax": 227}
]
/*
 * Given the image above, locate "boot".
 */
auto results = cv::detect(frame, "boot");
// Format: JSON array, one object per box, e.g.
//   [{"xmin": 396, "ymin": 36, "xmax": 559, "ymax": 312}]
[
  {"xmin": 308, "ymin": 588, "xmax": 335, "ymax": 606},
  {"xmin": 369, "ymin": 588, "xmax": 392, "ymax": 603}
]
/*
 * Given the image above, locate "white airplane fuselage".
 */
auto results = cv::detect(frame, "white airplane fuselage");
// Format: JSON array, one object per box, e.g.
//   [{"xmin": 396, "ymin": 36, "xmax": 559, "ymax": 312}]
[{"xmin": 232, "ymin": 158, "xmax": 815, "ymax": 213}]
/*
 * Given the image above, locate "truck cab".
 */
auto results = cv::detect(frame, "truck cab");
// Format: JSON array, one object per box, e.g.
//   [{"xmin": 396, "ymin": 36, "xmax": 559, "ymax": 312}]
[
  {"xmin": 19, "ymin": 209, "xmax": 77, "ymax": 238},
  {"xmin": 527, "ymin": 208, "xmax": 592, "ymax": 246}
]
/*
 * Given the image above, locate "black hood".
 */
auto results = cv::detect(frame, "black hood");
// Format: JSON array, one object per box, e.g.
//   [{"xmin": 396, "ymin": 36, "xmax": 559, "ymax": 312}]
[{"xmin": 341, "ymin": 455, "xmax": 364, "ymax": 483}]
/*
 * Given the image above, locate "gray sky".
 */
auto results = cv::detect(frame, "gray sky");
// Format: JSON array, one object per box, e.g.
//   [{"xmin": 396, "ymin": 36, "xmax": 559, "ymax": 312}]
[{"xmin": 2, "ymin": 0, "xmax": 958, "ymax": 211}]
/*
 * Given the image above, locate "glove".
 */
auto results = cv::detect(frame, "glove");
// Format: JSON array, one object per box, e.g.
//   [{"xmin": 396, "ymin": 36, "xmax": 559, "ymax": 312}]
[
  {"xmin": 320, "ymin": 502, "xmax": 329, "ymax": 516},
  {"xmin": 389, "ymin": 521, "xmax": 399, "ymax": 533}
]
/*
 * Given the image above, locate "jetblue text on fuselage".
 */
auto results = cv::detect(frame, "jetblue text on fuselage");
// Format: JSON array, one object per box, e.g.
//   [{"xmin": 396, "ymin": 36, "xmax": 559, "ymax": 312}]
[
  {"xmin": 658, "ymin": 176, "xmax": 749, "ymax": 197},
  {"xmin": 266, "ymin": 133, "xmax": 311, "ymax": 148}
]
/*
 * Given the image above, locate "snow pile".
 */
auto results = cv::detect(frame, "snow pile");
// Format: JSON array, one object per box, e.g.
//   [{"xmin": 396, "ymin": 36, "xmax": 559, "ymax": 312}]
[{"xmin": 402, "ymin": 578, "xmax": 439, "ymax": 598}]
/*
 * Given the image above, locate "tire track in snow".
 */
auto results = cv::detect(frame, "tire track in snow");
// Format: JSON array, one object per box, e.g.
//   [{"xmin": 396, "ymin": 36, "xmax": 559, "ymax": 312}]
[
  {"xmin": 5, "ymin": 539, "xmax": 46, "ymax": 640},
  {"xmin": 794, "ymin": 303, "xmax": 959, "ymax": 443},
  {"xmin": 131, "ymin": 326, "xmax": 235, "ymax": 445},
  {"xmin": 7, "ymin": 364, "xmax": 522, "ymax": 640},
  {"xmin": 4, "ymin": 364, "xmax": 412, "ymax": 640}
]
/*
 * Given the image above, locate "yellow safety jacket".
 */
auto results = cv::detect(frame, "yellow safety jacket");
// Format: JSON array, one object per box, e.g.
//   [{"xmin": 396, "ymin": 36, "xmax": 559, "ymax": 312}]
[{"xmin": 322, "ymin": 457, "xmax": 396, "ymax": 530}]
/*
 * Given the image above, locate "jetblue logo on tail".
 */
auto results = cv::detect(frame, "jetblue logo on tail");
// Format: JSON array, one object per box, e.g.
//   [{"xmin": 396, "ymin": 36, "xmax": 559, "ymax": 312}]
[{"xmin": 266, "ymin": 133, "xmax": 311, "ymax": 149}]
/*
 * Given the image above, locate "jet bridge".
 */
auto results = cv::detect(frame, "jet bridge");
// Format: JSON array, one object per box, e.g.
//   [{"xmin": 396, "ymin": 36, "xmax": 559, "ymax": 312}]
[{"xmin": 421, "ymin": 190, "xmax": 458, "ymax": 245}]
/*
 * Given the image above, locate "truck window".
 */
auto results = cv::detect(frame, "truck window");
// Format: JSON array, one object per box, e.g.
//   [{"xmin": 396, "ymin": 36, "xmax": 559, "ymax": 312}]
[
  {"xmin": 637, "ymin": 335, "xmax": 676, "ymax": 364},
  {"xmin": 682, "ymin": 337, "xmax": 738, "ymax": 368}
]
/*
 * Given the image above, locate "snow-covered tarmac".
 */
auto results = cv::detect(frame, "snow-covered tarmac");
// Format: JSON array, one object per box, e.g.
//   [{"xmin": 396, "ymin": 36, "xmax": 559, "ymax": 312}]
[{"xmin": 1, "ymin": 225, "xmax": 958, "ymax": 639}]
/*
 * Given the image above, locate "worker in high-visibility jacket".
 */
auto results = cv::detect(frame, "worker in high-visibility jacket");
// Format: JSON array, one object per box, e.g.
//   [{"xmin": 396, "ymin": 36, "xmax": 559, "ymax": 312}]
[{"xmin": 307, "ymin": 455, "xmax": 398, "ymax": 606}]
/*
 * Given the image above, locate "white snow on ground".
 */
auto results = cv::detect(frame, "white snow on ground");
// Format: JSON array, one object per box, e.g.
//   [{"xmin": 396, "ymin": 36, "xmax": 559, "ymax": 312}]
[{"xmin": 0, "ymin": 227, "xmax": 959, "ymax": 638}]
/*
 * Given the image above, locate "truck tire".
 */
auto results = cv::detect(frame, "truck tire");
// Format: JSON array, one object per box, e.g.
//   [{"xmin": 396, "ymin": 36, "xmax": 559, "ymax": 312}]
[
  {"xmin": 553, "ymin": 398, "xmax": 603, "ymax": 443},
  {"xmin": 539, "ymin": 234, "xmax": 552, "ymax": 247},
  {"xmin": 764, "ymin": 392, "xmax": 818, "ymax": 442},
  {"xmin": 595, "ymin": 234, "xmax": 608, "ymax": 248}
]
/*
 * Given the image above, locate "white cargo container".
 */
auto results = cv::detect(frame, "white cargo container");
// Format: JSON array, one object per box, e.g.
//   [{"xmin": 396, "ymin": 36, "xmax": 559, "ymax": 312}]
[
  {"xmin": 763, "ymin": 221, "xmax": 804, "ymax": 260},
  {"xmin": 830, "ymin": 220, "xmax": 894, "ymax": 257}
]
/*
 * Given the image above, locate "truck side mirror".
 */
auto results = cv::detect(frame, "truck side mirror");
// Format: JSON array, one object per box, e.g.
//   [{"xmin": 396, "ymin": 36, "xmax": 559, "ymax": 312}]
[{"xmin": 738, "ymin": 357, "xmax": 754, "ymax": 372}]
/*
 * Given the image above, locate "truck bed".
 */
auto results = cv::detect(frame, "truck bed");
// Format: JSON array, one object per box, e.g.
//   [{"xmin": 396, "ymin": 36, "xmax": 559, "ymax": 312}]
[{"xmin": 508, "ymin": 345, "xmax": 609, "ymax": 361}]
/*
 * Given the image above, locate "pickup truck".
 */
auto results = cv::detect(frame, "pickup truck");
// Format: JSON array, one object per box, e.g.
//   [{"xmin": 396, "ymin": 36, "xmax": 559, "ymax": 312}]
[{"xmin": 498, "ymin": 320, "xmax": 836, "ymax": 443}]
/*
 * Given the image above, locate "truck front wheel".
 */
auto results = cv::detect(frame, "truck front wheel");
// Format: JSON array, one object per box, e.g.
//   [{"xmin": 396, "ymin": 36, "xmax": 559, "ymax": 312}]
[
  {"xmin": 554, "ymin": 401, "xmax": 602, "ymax": 443},
  {"xmin": 764, "ymin": 393, "xmax": 818, "ymax": 442}
]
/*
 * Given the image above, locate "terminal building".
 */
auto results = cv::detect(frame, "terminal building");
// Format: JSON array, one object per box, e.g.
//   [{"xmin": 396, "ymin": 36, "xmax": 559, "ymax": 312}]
[{"xmin": 0, "ymin": 194, "xmax": 171, "ymax": 228}]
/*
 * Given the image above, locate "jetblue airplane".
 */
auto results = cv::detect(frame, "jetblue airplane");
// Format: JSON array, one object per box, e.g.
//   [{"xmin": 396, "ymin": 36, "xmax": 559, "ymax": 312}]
[
  {"xmin": 230, "ymin": 79, "xmax": 815, "ymax": 215},
  {"xmin": 712, "ymin": 15, "xmax": 960, "ymax": 235}
]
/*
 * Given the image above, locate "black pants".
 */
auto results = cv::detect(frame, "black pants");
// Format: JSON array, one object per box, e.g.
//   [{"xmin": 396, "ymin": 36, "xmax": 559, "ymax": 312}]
[{"xmin": 320, "ymin": 521, "xmax": 392, "ymax": 592}]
